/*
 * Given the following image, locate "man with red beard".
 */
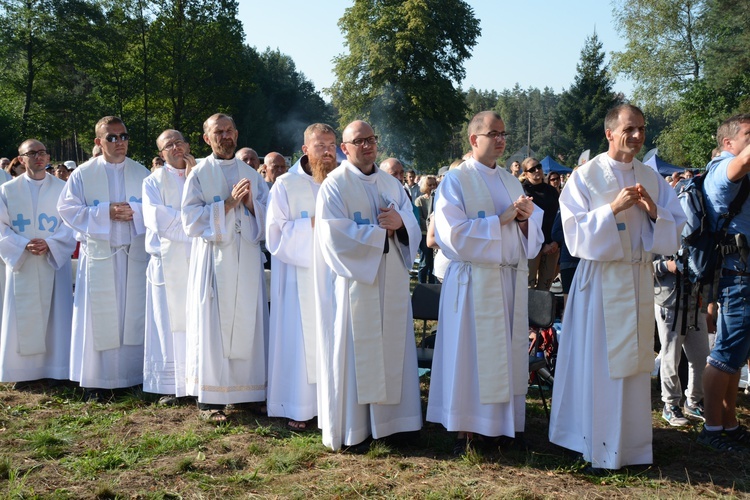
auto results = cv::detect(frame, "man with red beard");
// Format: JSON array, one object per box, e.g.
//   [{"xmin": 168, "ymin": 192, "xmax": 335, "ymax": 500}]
[
  {"xmin": 181, "ymin": 113, "xmax": 269, "ymax": 421},
  {"xmin": 266, "ymin": 123, "xmax": 338, "ymax": 430}
]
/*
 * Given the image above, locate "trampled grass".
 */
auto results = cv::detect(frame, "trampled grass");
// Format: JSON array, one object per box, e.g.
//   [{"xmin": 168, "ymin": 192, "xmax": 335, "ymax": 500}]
[{"xmin": 0, "ymin": 376, "xmax": 749, "ymax": 497}]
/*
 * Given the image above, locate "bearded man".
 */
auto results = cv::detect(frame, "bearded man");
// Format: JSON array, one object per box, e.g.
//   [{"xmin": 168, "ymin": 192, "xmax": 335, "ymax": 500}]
[
  {"xmin": 266, "ymin": 123, "xmax": 338, "ymax": 430},
  {"xmin": 181, "ymin": 113, "xmax": 269, "ymax": 421}
]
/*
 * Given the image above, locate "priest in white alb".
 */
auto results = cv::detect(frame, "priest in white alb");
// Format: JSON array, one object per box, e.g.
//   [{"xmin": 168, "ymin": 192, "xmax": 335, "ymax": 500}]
[
  {"xmin": 549, "ymin": 104, "xmax": 686, "ymax": 470},
  {"xmin": 266, "ymin": 123, "xmax": 338, "ymax": 430},
  {"xmin": 142, "ymin": 129, "xmax": 196, "ymax": 404},
  {"xmin": 426, "ymin": 111, "xmax": 543, "ymax": 455},
  {"xmin": 314, "ymin": 120, "xmax": 422, "ymax": 451},
  {"xmin": 181, "ymin": 113, "xmax": 269, "ymax": 422},
  {"xmin": 0, "ymin": 139, "xmax": 75, "ymax": 383},
  {"xmin": 58, "ymin": 116, "xmax": 149, "ymax": 401}
]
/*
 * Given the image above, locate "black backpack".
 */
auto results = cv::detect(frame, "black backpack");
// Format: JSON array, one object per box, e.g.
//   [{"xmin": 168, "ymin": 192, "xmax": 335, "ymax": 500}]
[{"xmin": 674, "ymin": 162, "xmax": 750, "ymax": 333}]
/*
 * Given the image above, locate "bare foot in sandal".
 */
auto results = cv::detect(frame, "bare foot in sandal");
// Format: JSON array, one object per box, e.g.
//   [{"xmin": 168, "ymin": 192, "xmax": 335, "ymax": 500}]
[
  {"xmin": 199, "ymin": 409, "xmax": 227, "ymax": 423},
  {"xmin": 287, "ymin": 420, "xmax": 307, "ymax": 430}
]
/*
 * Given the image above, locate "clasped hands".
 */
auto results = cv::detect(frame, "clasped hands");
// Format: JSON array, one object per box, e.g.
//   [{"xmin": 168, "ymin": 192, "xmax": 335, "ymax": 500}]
[
  {"xmin": 500, "ymin": 195, "xmax": 534, "ymax": 225},
  {"xmin": 109, "ymin": 202, "xmax": 134, "ymax": 222},
  {"xmin": 25, "ymin": 238, "xmax": 49, "ymax": 255},
  {"xmin": 225, "ymin": 178, "xmax": 255, "ymax": 215},
  {"xmin": 610, "ymin": 183, "xmax": 657, "ymax": 219}
]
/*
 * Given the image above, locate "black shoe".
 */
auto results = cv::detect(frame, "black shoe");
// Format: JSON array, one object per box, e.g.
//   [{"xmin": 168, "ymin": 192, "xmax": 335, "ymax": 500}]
[
  {"xmin": 83, "ymin": 389, "xmax": 109, "ymax": 403},
  {"xmin": 343, "ymin": 437, "xmax": 373, "ymax": 454},
  {"xmin": 452, "ymin": 436, "xmax": 472, "ymax": 457},
  {"xmin": 697, "ymin": 426, "xmax": 749, "ymax": 453}
]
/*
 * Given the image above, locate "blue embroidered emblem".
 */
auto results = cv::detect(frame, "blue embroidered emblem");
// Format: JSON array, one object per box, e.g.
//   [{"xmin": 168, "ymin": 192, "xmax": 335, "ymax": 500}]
[
  {"xmin": 353, "ymin": 211, "xmax": 370, "ymax": 225},
  {"xmin": 301, "ymin": 211, "xmax": 309, "ymax": 219},
  {"xmin": 38, "ymin": 213, "xmax": 58, "ymax": 232},
  {"xmin": 128, "ymin": 196, "xmax": 142, "ymax": 203},
  {"xmin": 617, "ymin": 222, "xmax": 626, "ymax": 231},
  {"xmin": 12, "ymin": 213, "xmax": 31, "ymax": 232},
  {"xmin": 213, "ymin": 196, "xmax": 222, "ymax": 203},
  {"xmin": 478, "ymin": 211, "xmax": 486, "ymax": 219}
]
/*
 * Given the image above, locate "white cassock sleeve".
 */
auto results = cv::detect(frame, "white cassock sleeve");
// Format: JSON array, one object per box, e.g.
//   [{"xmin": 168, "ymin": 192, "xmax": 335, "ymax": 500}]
[
  {"xmin": 316, "ymin": 180, "xmax": 387, "ymax": 285},
  {"xmin": 390, "ymin": 186, "xmax": 421, "ymax": 271},
  {"xmin": 181, "ymin": 172, "xmax": 229, "ymax": 242},
  {"xmin": 560, "ymin": 171, "xmax": 685, "ymax": 261},
  {"xmin": 266, "ymin": 182, "xmax": 313, "ymax": 269},
  {"xmin": 143, "ymin": 176, "xmax": 189, "ymax": 244},
  {"xmin": 57, "ymin": 170, "xmax": 112, "ymax": 240},
  {"xmin": 434, "ymin": 173, "xmax": 543, "ymax": 264}
]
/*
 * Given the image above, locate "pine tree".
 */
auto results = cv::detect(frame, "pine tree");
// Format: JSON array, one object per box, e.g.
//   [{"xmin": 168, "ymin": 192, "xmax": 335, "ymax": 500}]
[{"xmin": 554, "ymin": 32, "xmax": 621, "ymax": 165}]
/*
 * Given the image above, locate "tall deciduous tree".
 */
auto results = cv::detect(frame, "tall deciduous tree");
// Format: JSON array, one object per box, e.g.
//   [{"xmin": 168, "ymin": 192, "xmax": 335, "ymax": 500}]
[
  {"xmin": 330, "ymin": 0, "xmax": 480, "ymax": 170},
  {"xmin": 611, "ymin": 0, "xmax": 706, "ymax": 107},
  {"xmin": 554, "ymin": 32, "xmax": 621, "ymax": 165}
]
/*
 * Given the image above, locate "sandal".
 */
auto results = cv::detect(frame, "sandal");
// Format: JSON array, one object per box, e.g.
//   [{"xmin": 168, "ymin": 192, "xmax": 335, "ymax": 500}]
[
  {"xmin": 287, "ymin": 419, "xmax": 309, "ymax": 431},
  {"xmin": 199, "ymin": 409, "xmax": 227, "ymax": 422}
]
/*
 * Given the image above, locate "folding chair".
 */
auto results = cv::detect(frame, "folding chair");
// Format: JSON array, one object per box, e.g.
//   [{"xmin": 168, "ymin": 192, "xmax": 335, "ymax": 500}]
[
  {"xmin": 411, "ymin": 283, "xmax": 441, "ymax": 369},
  {"xmin": 528, "ymin": 288, "xmax": 557, "ymax": 420}
]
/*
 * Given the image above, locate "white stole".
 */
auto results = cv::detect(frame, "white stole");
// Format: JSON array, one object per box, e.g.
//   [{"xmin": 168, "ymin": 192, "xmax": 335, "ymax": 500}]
[
  {"xmin": 4, "ymin": 175, "xmax": 63, "ymax": 355},
  {"xmin": 79, "ymin": 157, "xmax": 149, "ymax": 351},
  {"xmin": 453, "ymin": 163, "xmax": 529, "ymax": 404},
  {"xmin": 194, "ymin": 157, "xmax": 261, "ymax": 360},
  {"xmin": 578, "ymin": 155, "xmax": 658, "ymax": 378},
  {"xmin": 331, "ymin": 165, "xmax": 409, "ymax": 405},
  {"xmin": 276, "ymin": 170, "xmax": 318, "ymax": 383},
  {"xmin": 152, "ymin": 167, "xmax": 189, "ymax": 333}
]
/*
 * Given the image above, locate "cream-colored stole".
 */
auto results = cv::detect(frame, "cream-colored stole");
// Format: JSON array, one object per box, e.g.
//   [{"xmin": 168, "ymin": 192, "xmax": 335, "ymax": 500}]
[
  {"xmin": 452, "ymin": 162, "xmax": 529, "ymax": 403},
  {"xmin": 4, "ymin": 175, "xmax": 63, "ymax": 355},
  {"xmin": 275, "ymin": 170, "xmax": 317, "ymax": 383},
  {"xmin": 330, "ymin": 165, "xmax": 409, "ymax": 405},
  {"xmin": 578, "ymin": 155, "xmax": 658, "ymax": 378},
  {"xmin": 194, "ymin": 157, "xmax": 261, "ymax": 360},
  {"xmin": 152, "ymin": 167, "xmax": 189, "ymax": 333},
  {"xmin": 79, "ymin": 157, "xmax": 149, "ymax": 351}
]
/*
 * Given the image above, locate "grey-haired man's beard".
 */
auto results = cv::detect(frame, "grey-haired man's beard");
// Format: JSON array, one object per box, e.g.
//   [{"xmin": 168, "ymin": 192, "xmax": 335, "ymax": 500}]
[
  {"xmin": 214, "ymin": 139, "xmax": 236, "ymax": 159},
  {"xmin": 310, "ymin": 156, "xmax": 336, "ymax": 183}
]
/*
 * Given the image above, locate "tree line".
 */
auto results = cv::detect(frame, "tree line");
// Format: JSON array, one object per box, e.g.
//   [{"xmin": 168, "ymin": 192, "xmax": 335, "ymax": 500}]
[{"xmin": 1, "ymin": 0, "xmax": 746, "ymax": 172}]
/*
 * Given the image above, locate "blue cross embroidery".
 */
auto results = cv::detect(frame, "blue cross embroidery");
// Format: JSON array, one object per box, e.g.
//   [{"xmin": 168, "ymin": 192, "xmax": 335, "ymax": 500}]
[
  {"xmin": 353, "ymin": 211, "xmax": 370, "ymax": 225},
  {"xmin": 213, "ymin": 196, "xmax": 222, "ymax": 203},
  {"xmin": 12, "ymin": 213, "xmax": 31, "ymax": 233},
  {"xmin": 617, "ymin": 222, "xmax": 626, "ymax": 231},
  {"xmin": 92, "ymin": 199, "xmax": 100, "ymax": 206},
  {"xmin": 129, "ymin": 196, "xmax": 142, "ymax": 203},
  {"xmin": 478, "ymin": 211, "xmax": 486, "ymax": 219},
  {"xmin": 301, "ymin": 211, "xmax": 309, "ymax": 219}
]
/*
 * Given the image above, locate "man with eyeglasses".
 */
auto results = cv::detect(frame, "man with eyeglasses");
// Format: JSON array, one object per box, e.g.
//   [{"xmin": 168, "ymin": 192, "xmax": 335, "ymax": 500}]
[
  {"xmin": 521, "ymin": 157, "xmax": 560, "ymax": 291},
  {"xmin": 314, "ymin": 120, "xmax": 422, "ymax": 451},
  {"xmin": 266, "ymin": 123, "xmax": 338, "ymax": 431},
  {"xmin": 549, "ymin": 104, "xmax": 685, "ymax": 470},
  {"xmin": 142, "ymin": 130, "xmax": 196, "ymax": 406},
  {"xmin": 181, "ymin": 113, "xmax": 269, "ymax": 422},
  {"xmin": 426, "ymin": 110, "xmax": 543, "ymax": 455},
  {"xmin": 58, "ymin": 116, "xmax": 150, "ymax": 402},
  {"xmin": 0, "ymin": 139, "xmax": 75, "ymax": 386}
]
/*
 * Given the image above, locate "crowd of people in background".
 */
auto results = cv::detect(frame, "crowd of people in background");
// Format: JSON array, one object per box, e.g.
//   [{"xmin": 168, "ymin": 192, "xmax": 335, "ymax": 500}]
[{"xmin": 1, "ymin": 107, "xmax": 750, "ymax": 471}]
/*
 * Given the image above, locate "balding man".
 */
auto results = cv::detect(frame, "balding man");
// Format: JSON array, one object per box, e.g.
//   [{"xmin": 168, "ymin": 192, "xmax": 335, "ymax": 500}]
[
  {"xmin": 181, "ymin": 113, "xmax": 269, "ymax": 421},
  {"xmin": 236, "ymin": 147, "xmax": 260, "ymax": 170},
  {"xmin": 380, "ymin": 157, "xmax": 405, "ymax": 184},
  {"xmin": 0, "ymin": 139, "xmax": 75, "ymax": 385},
  {"xmin": 314, "ymin": 120, "xmax": 422, "ymax": 451},
  {"xmin": 263, "ymin": 152, "xmax": 287, "ymax": 189},
  {"xmin": 58, "ymin": 116, "xmax": 150, "ymax": 402},
  {"xmin": 142, "ymin": 130, "xmax": 196, "ymax": 405}
]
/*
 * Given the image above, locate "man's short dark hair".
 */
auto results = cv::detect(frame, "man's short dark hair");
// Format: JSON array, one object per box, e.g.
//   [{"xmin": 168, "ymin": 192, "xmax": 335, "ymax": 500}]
[
  {"xmin": 716, "ymin": 113, "xmax": 750, "ymax": 150},
  {"xmin": 604, "ymin": 104, "xmax": 644, "ymax": 132},
  {"xmin": 468, "ymin": 111, "xmax": 503, "ymax": 136}
]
